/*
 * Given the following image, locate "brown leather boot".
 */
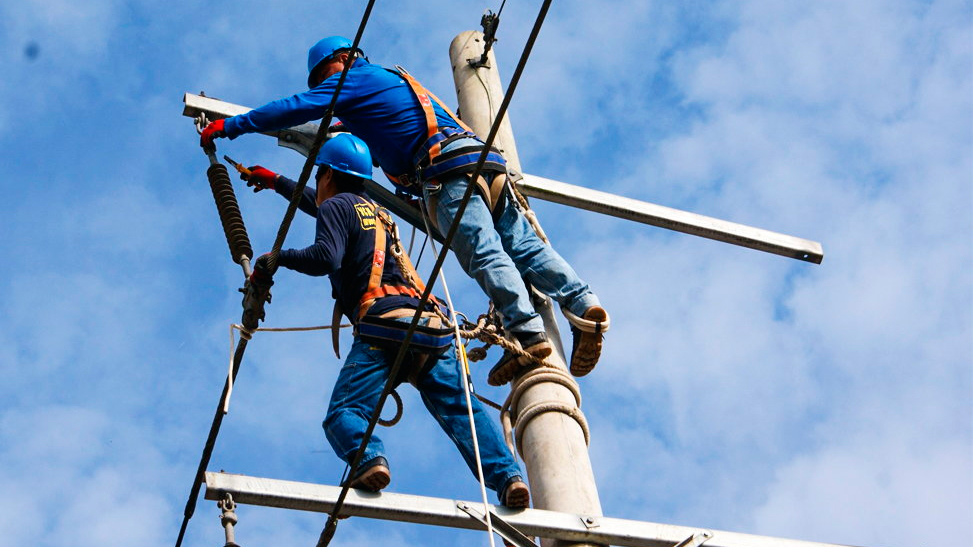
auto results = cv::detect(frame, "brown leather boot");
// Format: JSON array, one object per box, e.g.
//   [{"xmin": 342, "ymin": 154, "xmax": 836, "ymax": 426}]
[
  {"xmin": 569, "ymin": 306, "xmax": 608, "ymax": 377},
  {"xmin": 348, "ymin": 456, "xmax": 391, "ymax": 492},
  {"xmin": 500, "ymin": 477, "xmax": 530, "ymax": 509}
]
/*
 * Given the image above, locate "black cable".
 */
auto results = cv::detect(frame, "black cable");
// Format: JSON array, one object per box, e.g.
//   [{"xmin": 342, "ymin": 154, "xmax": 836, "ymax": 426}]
[
  {"xmin": 414, "ymin": 232, "xmax": 429, "ymax": 267},
  {"xmin": 267, "ymin": 0, "xmax": 377, "ymax": 271},
  {"xmin": 174, "ymin": 4, "xmax": 377, "ymax": 547},
  {"xmin": 315, "ymin": 1, "xmax": 553, "ymax": 545},
  {"xmin": 174, "ymin": 339, "xmax": 249, "ymax": 547}
]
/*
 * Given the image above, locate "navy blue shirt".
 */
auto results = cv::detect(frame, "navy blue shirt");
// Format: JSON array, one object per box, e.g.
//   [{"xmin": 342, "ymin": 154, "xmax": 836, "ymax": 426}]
[
  {"xmin": 225, "ymin": 59, "xmax": 462, "ymax": 178},
  {"xmin": 274, "ymin": 176, "xmax": 422, "ymax": 321}
]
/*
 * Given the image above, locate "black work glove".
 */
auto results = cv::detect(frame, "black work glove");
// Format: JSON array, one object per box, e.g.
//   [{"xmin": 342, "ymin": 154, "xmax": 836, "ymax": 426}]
[{"xmin": 250, "ymin": 252, "xmax": 277, "ymax": 284}]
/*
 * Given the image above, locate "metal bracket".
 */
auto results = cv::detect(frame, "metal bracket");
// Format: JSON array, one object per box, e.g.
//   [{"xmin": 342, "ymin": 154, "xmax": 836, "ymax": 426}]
[
  {"xmin": 581, "ymin": 515, "xmax": 600, "ymax": 530},
  {"xmin": 457, "ymin": 502, "xmax": 537, "ymax": 547},
  {"xmin": 218, "ymin": 492, "xmax": 242, "ymax": 547},
  {"xmin": 673, "ymin": 531, "xmax": 713, "ymax": 547}
]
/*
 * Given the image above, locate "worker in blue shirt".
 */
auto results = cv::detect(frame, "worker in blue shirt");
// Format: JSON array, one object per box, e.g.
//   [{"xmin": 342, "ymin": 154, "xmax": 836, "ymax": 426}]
[
  {"xmin": 244, "ymin": 133, "xmax": 529, "ymax": 507},
  {"xmin": 202, "ymin": 36, "xmax": 609, "ymax": 386}
]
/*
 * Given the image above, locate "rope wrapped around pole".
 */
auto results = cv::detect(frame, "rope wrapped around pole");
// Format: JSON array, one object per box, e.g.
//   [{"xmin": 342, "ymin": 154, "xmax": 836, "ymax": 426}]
[{"xmin": 500, "ymin": 366, "xmax": 590, "ymax": 459}]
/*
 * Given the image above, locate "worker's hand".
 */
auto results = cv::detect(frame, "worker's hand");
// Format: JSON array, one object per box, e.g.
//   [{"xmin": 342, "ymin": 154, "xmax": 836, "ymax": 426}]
[
  {"xmin": 244, "ymin": 165, "xmax": 278, "ymax": 192},
  {"xmin": 250, "ymin": 252, "xmax": 276, "ymax": 284},
  {"xmin": 200, "ymin": 119, "xmax": 227, "ymax": 150}
]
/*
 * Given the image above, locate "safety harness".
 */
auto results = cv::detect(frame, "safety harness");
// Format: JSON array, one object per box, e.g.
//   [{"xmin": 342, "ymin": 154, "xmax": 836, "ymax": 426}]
[
  {"xmin": 385, "ymin": 66, "xmax": 510, "ymax": 222},
  {"xmin": 331, "ymin": 195, "xmax": 453, "ymax": 358}
]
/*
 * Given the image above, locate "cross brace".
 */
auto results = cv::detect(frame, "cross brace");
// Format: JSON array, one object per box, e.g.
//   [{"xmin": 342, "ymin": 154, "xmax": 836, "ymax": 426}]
[
  {"xmin": 182, "ymin": 93, "xmax": 824, "ymax": 264},
  {"xmin": 204, "ymin": 472, "xmax": 861, "ymax": 547}
]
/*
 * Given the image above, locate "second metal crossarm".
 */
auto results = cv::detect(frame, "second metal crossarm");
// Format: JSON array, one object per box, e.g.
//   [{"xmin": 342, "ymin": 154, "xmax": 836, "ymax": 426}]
[{"xmin": 182, "ymin": 93, "xmax": 824, "ymax": 265}]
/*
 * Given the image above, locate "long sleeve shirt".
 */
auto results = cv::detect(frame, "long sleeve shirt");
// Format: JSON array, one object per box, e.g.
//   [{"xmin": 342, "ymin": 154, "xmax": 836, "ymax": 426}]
[
  {"xmin": 274, "ymin": 176, "xmax": 418, "ymax": 320},
  {"xmin": 224, "ymin": 59, "xmax": 462, "ymax": 179}
]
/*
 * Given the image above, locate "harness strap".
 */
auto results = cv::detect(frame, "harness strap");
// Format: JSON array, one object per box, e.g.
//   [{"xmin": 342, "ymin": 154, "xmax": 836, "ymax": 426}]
[
  {"xmin": 360, "ymin": 285, "xmax": 423, "ymax": 304},
  {"xmin": 354, "ymin": 196, "xmax": 439, "ymax": 321},
  {"xmin": 387, "ymin": 66, "xmax": 504, "ymax": 192},
  {"xmin": 331, "ymin": 301, "xmax": 343, "ymax": 358},
  {"xmin": 394, "ymin": 65, "xmax": 476, "ymax": 159}
]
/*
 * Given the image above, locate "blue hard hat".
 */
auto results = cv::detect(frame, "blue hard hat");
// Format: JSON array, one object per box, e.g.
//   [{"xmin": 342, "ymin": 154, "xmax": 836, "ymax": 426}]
[
  {"xmin": 315, "ymin": 133, "xmax": 373, "ymax": 180},
  {"xmin": 307, "ymin": 36, "xmax": 362, "ymax": 88}
]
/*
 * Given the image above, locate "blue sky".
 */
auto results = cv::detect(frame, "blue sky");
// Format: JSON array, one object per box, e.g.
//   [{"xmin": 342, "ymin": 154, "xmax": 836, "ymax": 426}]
[{"xmin": 1, "ymin": 1, "xmax": 970, "ymax": 546}]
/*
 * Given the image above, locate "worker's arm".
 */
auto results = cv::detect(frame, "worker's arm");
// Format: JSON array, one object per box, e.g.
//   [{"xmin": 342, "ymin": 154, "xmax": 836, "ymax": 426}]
[
  {"xmin": 274, "ymin": 175, "xmax": 318, "ymax": 217},
  {"xmin": 277, "ymin": 196, "xmax": 350, "ymax": 277},
  {"xmin": 222, "ymin": 59, "xmax": 366, "ymax": 139}
]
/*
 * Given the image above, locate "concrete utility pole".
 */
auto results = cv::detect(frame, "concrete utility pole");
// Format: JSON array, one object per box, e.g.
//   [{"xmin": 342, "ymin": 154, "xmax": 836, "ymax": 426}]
[{"xmin": 450, "ymin": 30, "xmax": 603, "ymax": 547}]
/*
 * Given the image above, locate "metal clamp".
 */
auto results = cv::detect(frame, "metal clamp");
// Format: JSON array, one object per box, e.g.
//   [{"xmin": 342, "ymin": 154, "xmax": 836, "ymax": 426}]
[
  {"xmin": 218, "ymin": 492, "xmax": 242, "ymax": 547},
  {"xmin": 457, "ymin": 502, "xmax": 536, "ymax": 547},
  {"xmin": 195, "ymin": 112, "xmax": 209, "ymax": 135},
  {"xmin": 581, "ymin": 515, "xmax": 600, "ymax": 530},
  {"xmin": 673, "ymin": 531, "xmax": 713, "ymax": 547}
]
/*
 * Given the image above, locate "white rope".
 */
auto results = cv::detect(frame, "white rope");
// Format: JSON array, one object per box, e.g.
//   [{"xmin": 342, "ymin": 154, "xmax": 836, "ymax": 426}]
[
  {"xmin": 419, "ymin": 199, "xmax": 497, "ymax": 547},
  {"xmin": 501, "ymin": 366, "xmax": 591, "ymax": 459},
  {"xmin": 562, "ymin": 307, "xmax": 610, "ymax": 333},
  {"xmin": 225, "ymin": 323, "xmax": 352, "ymax": 414}
]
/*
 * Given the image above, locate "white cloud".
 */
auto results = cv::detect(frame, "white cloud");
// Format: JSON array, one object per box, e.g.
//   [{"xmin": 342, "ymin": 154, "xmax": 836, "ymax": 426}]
[
  {"xmin": 0, "ymin": 406, "xmax": 174, "ymax": 547},
  {"xmin": 752, "ymin": 420, "xmax": 972, "ymax": 547},
  {"xmin": 1, "ymin": 1, "xmax": 969, "ymax": 547}
]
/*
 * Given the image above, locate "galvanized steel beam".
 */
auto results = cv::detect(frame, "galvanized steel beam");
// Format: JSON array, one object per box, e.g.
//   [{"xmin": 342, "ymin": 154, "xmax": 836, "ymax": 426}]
[
  {"xmin": 205, "ymin": 472, "xmax": 859, "ymax": 547},
  {"xmin": 515, "ymin": 173, "xmax": 823, "ymax": 264}
]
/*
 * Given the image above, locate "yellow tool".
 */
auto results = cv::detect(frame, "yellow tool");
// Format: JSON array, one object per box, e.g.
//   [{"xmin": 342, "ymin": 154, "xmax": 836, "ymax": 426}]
[{"xmin": 223, "ymin": 155, "xmax": 252, "ymax": 178}]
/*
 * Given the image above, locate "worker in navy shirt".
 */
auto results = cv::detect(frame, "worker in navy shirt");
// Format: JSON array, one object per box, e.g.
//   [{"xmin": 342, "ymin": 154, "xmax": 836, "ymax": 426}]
[
  {"xmin": 244, "ymin": 133, "xmax": 528, "ymax": 506},
  {"xmin": 202, "ymin": 36, "xmax": 609, "ymax": 386}
]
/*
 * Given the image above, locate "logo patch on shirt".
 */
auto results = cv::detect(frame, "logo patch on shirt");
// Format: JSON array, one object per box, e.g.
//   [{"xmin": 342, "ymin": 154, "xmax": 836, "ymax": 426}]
[{"xmin": 354, "ymin": 203, "xmax": 376, "ymax": 230}]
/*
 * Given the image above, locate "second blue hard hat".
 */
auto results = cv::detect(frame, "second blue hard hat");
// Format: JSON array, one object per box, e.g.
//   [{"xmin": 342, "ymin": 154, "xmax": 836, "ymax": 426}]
[
  {"xmin": 315, "ymin": 133, "xmax": 373, "ymax": 180},
  {"xmin": 307, "ymin": 36, "xmax": 363, "ymax": 88}
]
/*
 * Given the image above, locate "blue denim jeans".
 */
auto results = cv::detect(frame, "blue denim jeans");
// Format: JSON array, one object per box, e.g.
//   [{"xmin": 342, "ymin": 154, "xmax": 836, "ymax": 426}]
[
  {"xmin": 323, "ymin": 325, "xmax": 523, "ymax": 497},
  {"xmin": 422, "ymin": 141, "xmax": 600, "ymax": 334}
]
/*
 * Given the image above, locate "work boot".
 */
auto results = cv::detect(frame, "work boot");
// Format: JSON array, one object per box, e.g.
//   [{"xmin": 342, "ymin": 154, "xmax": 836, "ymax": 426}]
[
  {"xmin": 569, "ymin": 306, "xmax": 608, "ymax": 377},
  {"xmin": 347, "ymin": 456, "xmax": 391, "ymax": 492},
  {"xmin": 499, "ymin": 477, "xmax": 530, "ymax": 509},
  {"xmin": 515, "ymin": 331, "xmax": 553, "ymax": 361},
  {"xmin": 487, "ymin": 332, "xmax": 552, "ymax": 386}
]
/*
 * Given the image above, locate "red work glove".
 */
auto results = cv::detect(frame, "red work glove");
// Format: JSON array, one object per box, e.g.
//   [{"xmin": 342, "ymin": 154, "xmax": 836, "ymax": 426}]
[
  {"xmin": 200, "ymin": 119, "xmax": 226, "ymax": 150},
  {"xmin": 244, "ymin": 165, "xmax": 278, "ymax": 192}
]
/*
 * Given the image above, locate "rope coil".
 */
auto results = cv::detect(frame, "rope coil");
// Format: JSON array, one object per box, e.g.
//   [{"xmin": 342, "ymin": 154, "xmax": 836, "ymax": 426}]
[
  {"xmin": 457, "ymin": 310, "xmax": 557, "ymax": 370},
  {"xmin": 500, "ymin": 366, "xmax": 590, "ymax": 458}
]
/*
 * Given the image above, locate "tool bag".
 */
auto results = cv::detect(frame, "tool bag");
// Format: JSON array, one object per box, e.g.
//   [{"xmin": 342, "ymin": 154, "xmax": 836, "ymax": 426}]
[{"xmin": 357, "ymin": 308, "xmax": 454, "ymax": 355}]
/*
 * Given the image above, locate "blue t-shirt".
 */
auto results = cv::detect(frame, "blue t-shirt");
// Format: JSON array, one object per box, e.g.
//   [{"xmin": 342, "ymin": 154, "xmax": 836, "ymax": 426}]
[
  {"xmin": 224, "ymin": 60, "xmax": 462, "ymax": 178},
  {"xmin": 274, "ymin": 177, "xmax": 422, "ymax": 320}
]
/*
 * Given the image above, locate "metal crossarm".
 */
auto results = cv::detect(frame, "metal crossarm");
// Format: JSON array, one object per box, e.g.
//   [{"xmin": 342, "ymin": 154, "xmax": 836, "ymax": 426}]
[
  {"xmin": 204, "ymin": 472, "xmax": 861, "ymax": 547},
  {"xmin": 516, "ymin": 173, "xmax": 823, "ymax": 264},
  {"xmin": 182, "ymin": 93, "xmax": 824, "ymax": 264}
]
